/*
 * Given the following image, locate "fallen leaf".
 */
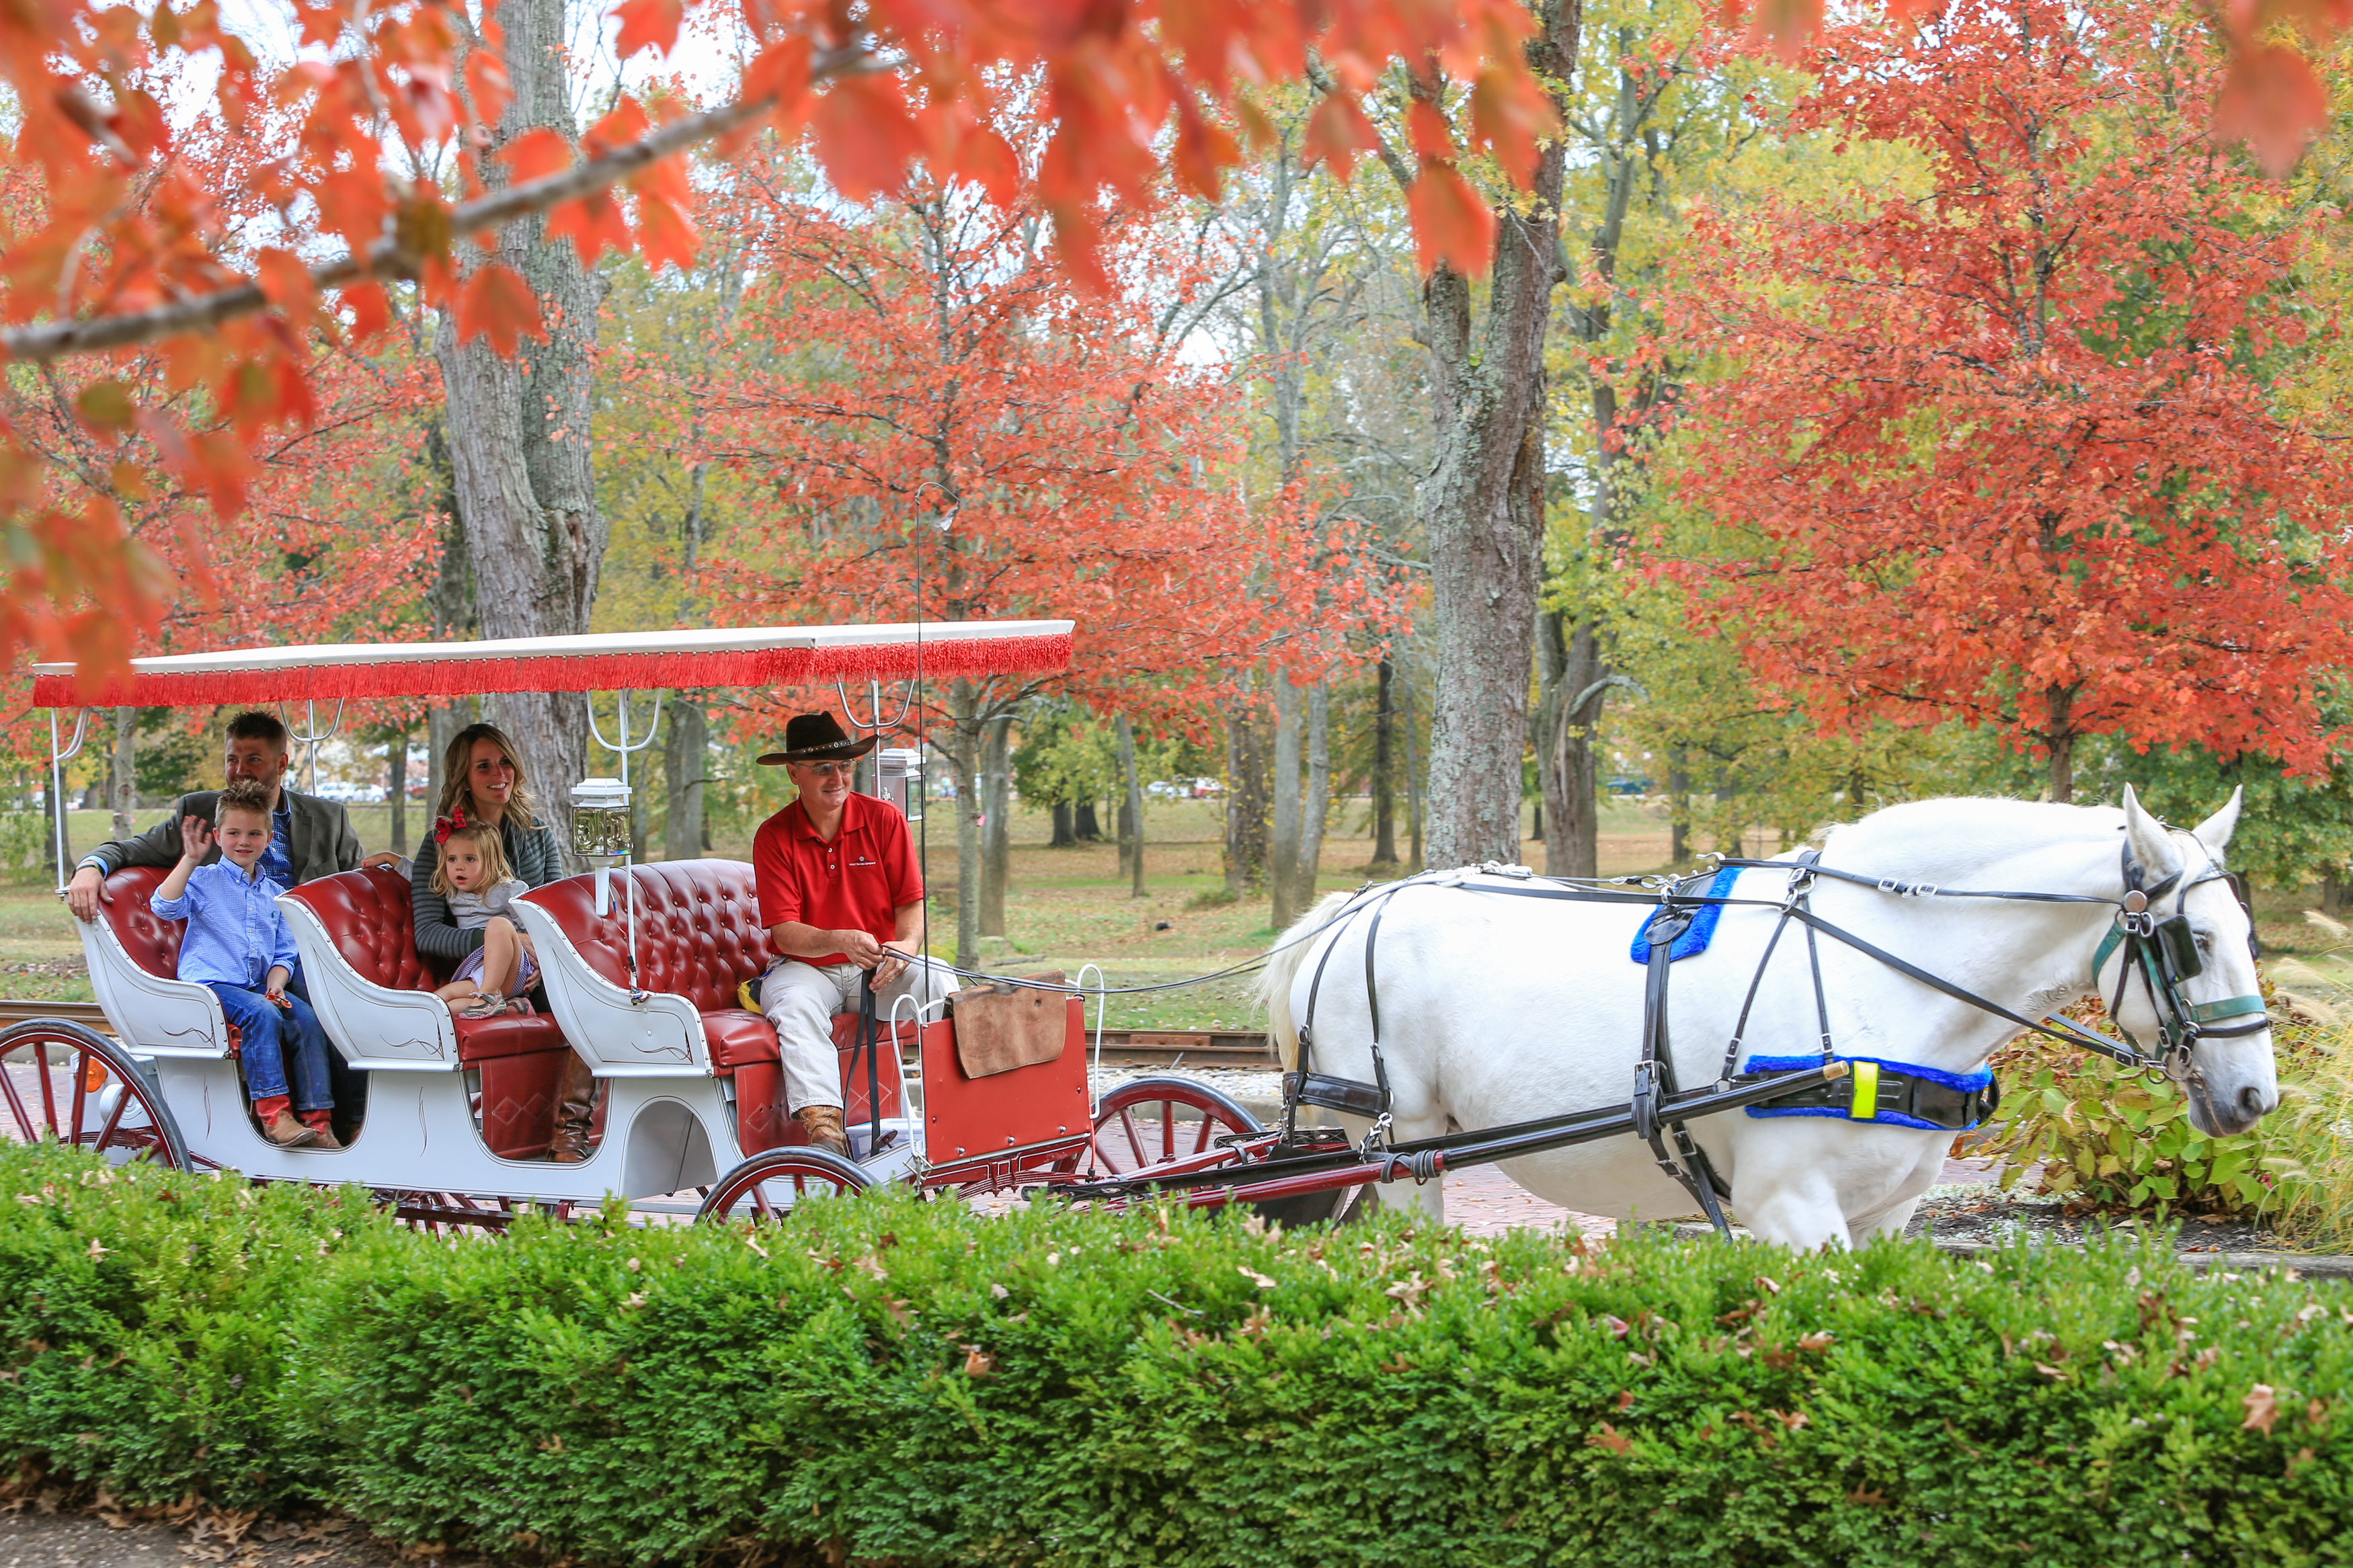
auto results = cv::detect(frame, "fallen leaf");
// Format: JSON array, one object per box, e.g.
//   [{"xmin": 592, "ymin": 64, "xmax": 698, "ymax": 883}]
[
  {"xmin": 1587, "ymin": 1421, "xmax": 1632, "ymax": 1454},
  {"xmin": 1238, "ymin": 1266, "xmax": 1277, "ymax": 1289},
  {"xmin": 963, "ymin": 1346, "xmax": 995, "ymax": 1379},
  {"xmin": 2243, "ymin": 1383, "xmax": 2279, "ymax": 1434}
]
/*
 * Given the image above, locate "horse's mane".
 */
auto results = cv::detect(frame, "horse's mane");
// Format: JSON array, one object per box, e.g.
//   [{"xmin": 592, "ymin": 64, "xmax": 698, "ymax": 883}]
[{"xmin": 1817, "ymin": 796, "xmax": 2126, "ymax": 885}]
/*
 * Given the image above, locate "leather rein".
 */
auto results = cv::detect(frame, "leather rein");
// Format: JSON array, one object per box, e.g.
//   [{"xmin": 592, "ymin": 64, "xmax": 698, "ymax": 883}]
[{"xmin": 1285, "ymin": 832, "xmax": 2268, "ymax": 1235}]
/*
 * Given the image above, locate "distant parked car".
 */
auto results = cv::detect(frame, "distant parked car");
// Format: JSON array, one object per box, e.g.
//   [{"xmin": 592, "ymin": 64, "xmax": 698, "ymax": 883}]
[
  {"xmin": 1190, "ymin": 777, "xmax": 1224, "ymax": 798},
  {"xmin": 1604, "ymin": 775, "xmax": 1653, "ymax": 796},
  {"xmin": 1145, "ymin": 780, "xmax": 1183, "ymax": 799}
]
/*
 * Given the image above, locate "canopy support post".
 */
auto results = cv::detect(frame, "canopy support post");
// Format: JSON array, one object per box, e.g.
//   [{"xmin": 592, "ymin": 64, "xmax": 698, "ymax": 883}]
[
  {"xmin": 586, "ymin": 691, "xmax": 664, "ymax": 1001},
  {"xmin": 836, "ymin": 679, "xmax": 912, "ymax": 797},
  {"xmin": 49, "ymin": 709, "xmax": 87, "ymax": 895},
  {"xmin": 277, "ymin": 700, "xmax": 346, "ymax": 796}
]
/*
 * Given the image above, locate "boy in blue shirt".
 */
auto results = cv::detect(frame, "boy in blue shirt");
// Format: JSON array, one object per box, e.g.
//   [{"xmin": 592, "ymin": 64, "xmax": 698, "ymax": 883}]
[{"xmin": 149, "ymin": 778, "xmax": 338, "ymax": 1149}]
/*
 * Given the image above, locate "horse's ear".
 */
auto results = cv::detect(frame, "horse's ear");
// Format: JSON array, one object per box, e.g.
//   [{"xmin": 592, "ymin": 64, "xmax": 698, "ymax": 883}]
[
  {"xmin": 2192, "ymin": 786, "xmax": 2244, "ymax": 854},
  {"xmin": 2121, "ymin": 785, "xmax": 2180, "ymax": 879}
]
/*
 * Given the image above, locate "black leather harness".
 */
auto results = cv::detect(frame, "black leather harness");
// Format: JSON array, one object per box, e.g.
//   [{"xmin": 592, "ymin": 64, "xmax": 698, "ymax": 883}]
[{"xmin": 1279, "ymin": 831, "xmax": 2264, "ymax": 1237}]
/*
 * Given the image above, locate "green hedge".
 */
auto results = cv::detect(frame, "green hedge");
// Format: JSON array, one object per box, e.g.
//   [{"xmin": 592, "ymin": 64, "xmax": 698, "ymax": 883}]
[{"xmin": 2, "ymin": 1140, "xmax": 2351, "ymax": 1565}]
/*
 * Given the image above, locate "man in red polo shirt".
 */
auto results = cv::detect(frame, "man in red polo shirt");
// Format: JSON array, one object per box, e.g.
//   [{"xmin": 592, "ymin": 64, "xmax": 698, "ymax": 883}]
[{"xmin": 753, "ymin": 712, "xmax": 952, "ymax": 1155}]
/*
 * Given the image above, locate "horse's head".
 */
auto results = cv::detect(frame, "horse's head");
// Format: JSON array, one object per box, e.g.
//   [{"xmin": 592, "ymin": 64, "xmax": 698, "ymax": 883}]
[{"xmin": 2107, "ymin": 786, "xmax": 2278, "ymax": 1137}]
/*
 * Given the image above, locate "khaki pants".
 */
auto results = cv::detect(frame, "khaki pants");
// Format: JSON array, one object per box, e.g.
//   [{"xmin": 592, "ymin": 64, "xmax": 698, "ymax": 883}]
[{"xmin": 760, "ymin": 955, "xmax": 955, "ymax": 1112}]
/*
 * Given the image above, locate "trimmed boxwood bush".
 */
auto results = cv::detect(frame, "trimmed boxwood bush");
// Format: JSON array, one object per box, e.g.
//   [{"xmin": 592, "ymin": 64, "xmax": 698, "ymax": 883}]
[{"xmin": 2, "ymin": 1139, "xmax": 2350, "ymax": 1565}]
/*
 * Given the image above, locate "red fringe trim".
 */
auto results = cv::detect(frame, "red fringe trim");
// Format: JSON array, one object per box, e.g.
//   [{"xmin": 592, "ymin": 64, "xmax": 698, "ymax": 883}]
[{"xmin": 31, "ymin": 632, "xmax": 1072, "ymax": 708}]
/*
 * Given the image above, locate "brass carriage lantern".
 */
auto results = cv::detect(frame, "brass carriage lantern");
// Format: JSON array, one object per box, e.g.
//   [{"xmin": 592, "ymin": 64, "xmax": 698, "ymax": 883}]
[{"xmin": 569, "ymin": 777, "xmax": 632, "ymax": 915}]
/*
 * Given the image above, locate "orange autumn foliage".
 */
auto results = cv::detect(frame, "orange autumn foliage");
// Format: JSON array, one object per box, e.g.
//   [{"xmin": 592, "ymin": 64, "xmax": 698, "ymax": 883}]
[{"xmin": 1662, "ymin": 0, "xmax": 2353, "ymax": 794}]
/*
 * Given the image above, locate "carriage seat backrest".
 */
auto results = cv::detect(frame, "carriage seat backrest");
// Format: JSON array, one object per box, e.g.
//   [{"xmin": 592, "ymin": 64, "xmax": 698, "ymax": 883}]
[
  {"xmin": 281, "ymin": 866, "xmax": 451, "ymax": 991},
  {"xmin": 98, "ymin": 865, "xmax": 184, "ymax": 978},
  {"xmin": 526, "ymin": 859, "xmax": 774, "ymax": 1013}
]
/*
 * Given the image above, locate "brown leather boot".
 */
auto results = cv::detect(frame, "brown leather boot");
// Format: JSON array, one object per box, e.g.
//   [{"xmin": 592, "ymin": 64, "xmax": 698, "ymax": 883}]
[
  {"xmin": 546, "ymin": 1052, "xmax": 597, "ymax": 1163},
  {"xmin": 795, "ymin": 1104, "xmax": 850, "ymax": 1156}
]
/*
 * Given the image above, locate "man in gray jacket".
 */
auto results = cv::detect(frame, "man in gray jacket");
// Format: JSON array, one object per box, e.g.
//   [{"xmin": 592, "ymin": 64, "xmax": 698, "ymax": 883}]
[{"xmin": 64, "ymin": 709, "xmax": 399, "ymax": 921}]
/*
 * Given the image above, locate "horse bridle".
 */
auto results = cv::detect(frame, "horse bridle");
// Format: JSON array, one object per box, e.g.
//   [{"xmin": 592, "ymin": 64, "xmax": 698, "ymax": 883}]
[{"xmin": 2089, "ymin": 835, "xmax": 2268, "ymax": 1081}]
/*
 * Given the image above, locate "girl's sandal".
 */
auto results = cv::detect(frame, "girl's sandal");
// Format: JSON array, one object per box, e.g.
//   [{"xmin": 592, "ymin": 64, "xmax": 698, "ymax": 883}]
[
  {"xmin": 460, "ymin": 991, "xmax": 507, "ymax": 1020},
  {"xmin": 503, "ymin": 995, "xmax": 536, "ymax": 1017}
]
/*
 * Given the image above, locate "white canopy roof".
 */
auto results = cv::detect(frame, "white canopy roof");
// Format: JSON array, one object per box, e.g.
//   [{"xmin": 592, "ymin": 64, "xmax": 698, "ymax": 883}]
[{"xmin": 32, "ymin": 621, "xmax": 1074, "ymax": 706}]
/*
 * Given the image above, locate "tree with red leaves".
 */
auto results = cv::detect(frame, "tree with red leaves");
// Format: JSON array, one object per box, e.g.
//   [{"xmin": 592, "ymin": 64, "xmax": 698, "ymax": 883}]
[
  {"xmin": 1664, "ymin": 0, "xmax": 2353, "ymax": 802},
  {"xmin": 692, "ymin": 148, "xmax": 1384, "ymax": 964},
  {"xmin": 0, "ymin": 0, "xmax": 1554, "ymax": 692}
]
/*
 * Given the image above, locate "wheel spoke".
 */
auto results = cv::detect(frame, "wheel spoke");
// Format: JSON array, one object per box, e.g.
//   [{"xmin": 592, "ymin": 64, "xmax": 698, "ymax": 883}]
[
  {"xmin": 30, "ymin": 1045, "xmax": 58, "ymax": 1139},
  {"xmin": 1117, "ymin": 1108, "xmax": 1146, "ymax": 1167},
  {"xmin": 67, "ymin": 1057, "xmax": 87, "ymax": 1147},
  {"xmin": 0, "ymin": 1050, "xmax": 38, "ymax": 1142},
  {"xmin": 90, "ymin": 1085, "xmax": 132, "ymax": 1155},
  {"xmin": 1189, "ymin": 1109, "xmax": 1217, "ymax": 1156}
]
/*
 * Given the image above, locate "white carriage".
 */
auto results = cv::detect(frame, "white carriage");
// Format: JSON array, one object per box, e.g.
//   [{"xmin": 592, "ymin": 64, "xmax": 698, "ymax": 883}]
[{"xmin": 5, "ymin": 623, "xmax": 1267, "ymax": 1225}]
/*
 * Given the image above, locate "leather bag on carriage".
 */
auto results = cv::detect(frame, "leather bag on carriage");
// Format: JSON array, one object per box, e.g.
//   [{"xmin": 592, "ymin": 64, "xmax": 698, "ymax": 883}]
[{"xmin": 951, "ymin": 971, "xmax": 1069, "ymax": 1077}]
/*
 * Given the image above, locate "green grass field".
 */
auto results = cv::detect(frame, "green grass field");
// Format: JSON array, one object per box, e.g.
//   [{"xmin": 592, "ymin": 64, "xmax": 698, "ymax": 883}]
[{"xmin": 13, "ymin": 798, "xmax": 2341, "ymax": 1030}]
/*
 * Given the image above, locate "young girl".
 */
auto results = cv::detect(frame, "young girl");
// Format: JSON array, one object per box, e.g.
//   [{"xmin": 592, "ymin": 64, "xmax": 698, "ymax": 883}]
[{"xmin": 432, "ymin": 819, "xmax": 536, "ymax": 1019}]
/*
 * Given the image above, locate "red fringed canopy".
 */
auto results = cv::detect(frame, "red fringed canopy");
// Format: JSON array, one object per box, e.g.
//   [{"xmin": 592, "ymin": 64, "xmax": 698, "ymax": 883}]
[{"xmin": 30, "ymin": 622, "xmax": 1074, "ymax": 708}]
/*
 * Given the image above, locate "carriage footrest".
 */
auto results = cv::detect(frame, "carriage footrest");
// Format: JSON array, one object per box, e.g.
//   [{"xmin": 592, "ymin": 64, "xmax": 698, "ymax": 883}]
[{"xmin": 1283, "ymin": 1071, "xmax": 1386, "ymax": 1118}]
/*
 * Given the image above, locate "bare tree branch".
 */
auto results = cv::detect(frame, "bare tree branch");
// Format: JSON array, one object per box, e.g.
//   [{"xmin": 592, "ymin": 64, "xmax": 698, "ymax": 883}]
[{"xmin": 1, "ymin": 43, "xmax": 873, "ymax": 364}]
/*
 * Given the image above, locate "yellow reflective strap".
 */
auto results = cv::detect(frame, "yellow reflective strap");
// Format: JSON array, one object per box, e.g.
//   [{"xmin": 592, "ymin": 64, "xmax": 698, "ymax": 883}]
[{"xmin": 1849, "ymin": 1060, "xmax": 1880, "ymax": 1121}]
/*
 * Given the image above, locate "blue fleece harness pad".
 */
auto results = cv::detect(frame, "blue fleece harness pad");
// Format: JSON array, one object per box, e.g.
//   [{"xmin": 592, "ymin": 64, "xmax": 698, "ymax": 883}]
[
  {"xmin": 1629, "ymin": 867, "xmax": 1744, "ymax": 964},
  {"xmin": 1739, "ymin": 1053, "xmax": 1996, "ymax": 1130}
]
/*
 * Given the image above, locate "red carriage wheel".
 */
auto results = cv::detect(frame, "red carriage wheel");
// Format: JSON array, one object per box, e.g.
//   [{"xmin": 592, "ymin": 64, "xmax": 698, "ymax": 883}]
[
  {"xmin": 695, "ymin": 1147, "xmax": 873, "ymax": 1222},
  {"xmin": 1090, "ymin": 1075, "xmax": 1263, "ymax": 1176},
  {"xmin": 0, "ymin": 1019, "xmax": 190, "ymax": 1170}
]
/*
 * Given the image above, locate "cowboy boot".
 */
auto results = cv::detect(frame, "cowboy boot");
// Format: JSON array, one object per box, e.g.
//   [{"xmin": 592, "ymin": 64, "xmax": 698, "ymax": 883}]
[
  {"xmin": 795, "ymin": 1104, "xmax": 850, "ymax": 1156},
  {"xmin": 546, "ymin": 1051, "xmax": 597, "ymax": 1163}
]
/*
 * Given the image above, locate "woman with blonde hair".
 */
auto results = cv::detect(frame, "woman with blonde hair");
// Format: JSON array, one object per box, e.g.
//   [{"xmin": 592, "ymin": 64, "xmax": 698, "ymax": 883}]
[{"xmin": 411, "ymin": 722, "xmax": 590, "ymax": 1159}]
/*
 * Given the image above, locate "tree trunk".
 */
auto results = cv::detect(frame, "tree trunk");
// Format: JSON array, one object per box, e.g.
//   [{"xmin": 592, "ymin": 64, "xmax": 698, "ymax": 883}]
[
  {"xmin": 951, "ymin": 686, "xmax": 982, "ymax": 971},
  {"xmin": 1074, "ymin": 800, "xmax": 1101, "ymax": 842},
  {"xmin": 2324, "ymin": 872, "xmax": 2345, "ymax": 917},
  {"xmin": 1371, "ymin": 657, "xmax": 1398, "ymax": 868},
  {"xmin": 1269, "ymin": 673, "xmax": 1304, "ymax": 925},
  {"xmin": 1535, "ymin": 611, "xmax": 1608, "ymax": 878},
  {"xmin": 1050, "ymin": 800, "xmax": 1075, "ymax": 848},
  {"xmin": 1408, "ymin": 7, "xmax": 1573, "ymax": 870},
  {"xmin": 980, "ymin": 715, "xmax": 1011, "ymax": 935},
  {"xmin": 436, "ymin": 0, "xmax": 607, "ymax": 859},
  {"xmin": 1715, "ymin": 772, "xmax": 1741, "ymax": 858},
  {"xmin": 1403, "ymin": 671, "xmax": 1423, "ymax": 873},
  {"xmin": 1224, "ymin": 700, "xmax": 1269, "ymax": 899},
  {"xmin": 1300, "ymin": 679, "xmax": 1330, "ymax": 904},
  {"xmin": 1668, "ymin": 746, "xmax": 1691, "ymax": 866},
  {"xmin": 387, "ymin": 729, "xmax": 409, "ymax": 856},
  {"xmin": 1117, "ymin": 714, "xmax": 1146, "ymax": 899},
  {"xmin": 2044, "ymin": 686, "xmax": 2078, "ymax": 803},
  {"xmin": 662, "ymin": 697, "xmax": 707, "ymax": 861},
  {"xmin": 110, "ymin": 708, "xmax": 135, "ymax": 837}
]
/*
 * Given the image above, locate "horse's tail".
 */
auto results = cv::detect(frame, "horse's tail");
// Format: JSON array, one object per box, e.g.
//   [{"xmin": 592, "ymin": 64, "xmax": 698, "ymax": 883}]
[{"xmin": 1257, "ymin": 890, "xmax": 1357, "ymax": 1072}]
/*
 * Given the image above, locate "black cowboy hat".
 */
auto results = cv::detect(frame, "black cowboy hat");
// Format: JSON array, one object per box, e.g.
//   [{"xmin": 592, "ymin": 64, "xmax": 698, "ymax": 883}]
[{"xmin": 756, "ymin": 712, "xmax": 879, "ymax": 766}]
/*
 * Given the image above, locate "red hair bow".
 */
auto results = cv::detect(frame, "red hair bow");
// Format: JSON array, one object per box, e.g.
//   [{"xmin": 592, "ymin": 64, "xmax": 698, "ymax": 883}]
[{"xmin": 433, "ymin": 805, "xmax": 467, "ymax": 845}]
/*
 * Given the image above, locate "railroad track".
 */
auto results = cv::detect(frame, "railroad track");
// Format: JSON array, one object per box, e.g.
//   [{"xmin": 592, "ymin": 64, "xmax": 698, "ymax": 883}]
[{"xmin": 0, "ymin": 1000, "xmax": 1271, "ymax": 1065}]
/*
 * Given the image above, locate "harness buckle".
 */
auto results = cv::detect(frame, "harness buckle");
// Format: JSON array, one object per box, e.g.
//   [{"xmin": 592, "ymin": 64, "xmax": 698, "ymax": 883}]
[
  {"xmin": 1357, "ymin": 1112, "xmax": 1394, "ymax": 1161},
  {"xmin": 1630, "ymin": 1059, "xmax": 1661, "ymax": 1143},
  {"xmin": 1877, "ymin": 877, "xmax": 1899, "ymax": 894}
]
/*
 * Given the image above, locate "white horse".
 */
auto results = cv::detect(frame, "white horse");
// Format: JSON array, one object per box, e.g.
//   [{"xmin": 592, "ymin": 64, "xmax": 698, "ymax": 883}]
[{"xmin": 1259, "ymin": 790, "xmax": 2277, "ymax": 1249}]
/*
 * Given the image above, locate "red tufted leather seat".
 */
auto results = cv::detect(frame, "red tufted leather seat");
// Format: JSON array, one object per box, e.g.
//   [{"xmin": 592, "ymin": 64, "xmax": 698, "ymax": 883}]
[
  {"xmin": 102, "ymin": 864, "xmax": 187, "ymax": 977},
  {"xmin": 96, "ymin": 864, "xmax": 239, "ymax": 1053},
  {"xmin": 283, "ymin": 867, "xmax": 573, "ymax": 1159},
  {"xmin": 526, "ymin": 859, "xmax": 906, "ymax": 1152}
]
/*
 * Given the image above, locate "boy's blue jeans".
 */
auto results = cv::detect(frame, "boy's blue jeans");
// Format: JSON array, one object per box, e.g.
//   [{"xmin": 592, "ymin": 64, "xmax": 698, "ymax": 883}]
[{"xmin": 205, "ymin": 983, "xmax": 333, "ymax": 1111}]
